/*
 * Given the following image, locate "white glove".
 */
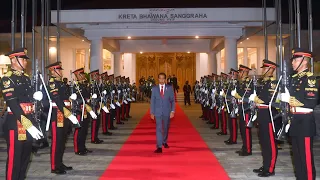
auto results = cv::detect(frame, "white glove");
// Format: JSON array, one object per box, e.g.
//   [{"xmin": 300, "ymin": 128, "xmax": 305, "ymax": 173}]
[
  {"xmin": 112, "ymin": 90, "xmax": 115, "ymax": 94},
  {"xmin": 102, "ymin": 106, "xmax": 109, "ymax": 113},
  {"xmin": 231, "ymin": 88, "xmax": 237, "ymax": 97},
  {"xmin": 110, "ymin": 104, "xmax": 116, "ymax": 109},
  {"xmin": 212, "ymin": 89, "xmax": 216, "ymax": 94},
  {"xmin": 219, "ymin": 90, "xmax": 224, "ymax": 96},
  {"xmin": 132, "ymin": 97, "xmax": 135, "ymax": 101},
  {"xmin": 27, "ymin": 126, "xmax": 43, "ymax": 140},
  {"xmin": 116, "ymin": 102, "xmax": 121, "ymax": 107},
  {"xmin": 205, "ymin": 90, "xmax": 208, "ymax": 94},
  {"xmin": 249, "ymin": 93, "xmax": 257, "ymax": 101},
  {"xmin": 102, "ymin": 90, "xmax": 107, "ymax": 95},
  {"xmin": 280, "ymin": 87, "xmax": 290, "ymax": 103},
  {"xmin": 124, "ymin": 100, "xmax": 128, "ymax": 104},
  {"xmin": 133, "ymin": 89, "xmax": 135, "ymax": 92},
  {"xmin": 252, "ymin": 114, "xmax": 257, "ymax": 122},
  {"xmin": 68, "ymin": 114, "xmax": 78, "ymax": 124},
  {"xmin": 70, "ymin": 93, "xmax": 77, "ymax": 100},
  {"xmin": 33, "ymin": 91, "xmax": 43, "ymax": 101},
  {"xmin": 127, "ymin": 88, "xmax": 130, "ymax": 91},
  {"xmin": 118, "ymin": 90, "xmax": 121, "ymax": 93},
  {"xmin": 127, "ymin": 98, "xmax": 132, "ymax": 102},
  {"xmin": 91, "ymin": 93, "xmax": 97, "ymax": 99},
  {"xmin": 89, "ymin": 110, "xmax": 97, "ymax": 119}
]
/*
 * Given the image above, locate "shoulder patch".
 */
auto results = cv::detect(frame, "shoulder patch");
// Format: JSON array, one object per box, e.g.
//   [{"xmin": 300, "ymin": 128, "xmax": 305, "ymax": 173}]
[
  {"xmin": 306, "ymin": 72, "xmax": 313, "ymax": 77},
  {"xmin": 4, "ymin": 71, "xmax": 12, "ymax": 77},
  {"xmin": 49, "ymin": 78, "xmax": 54, "ymax": 83},
  {"xmin": 270, "ymin": 77, "xmax": 275, "ymax": 81}
]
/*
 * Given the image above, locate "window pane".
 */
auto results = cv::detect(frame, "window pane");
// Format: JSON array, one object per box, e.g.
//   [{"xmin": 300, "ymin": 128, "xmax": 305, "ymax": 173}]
[
  {"xmin": 237, "ymin": 48, "xmax": 244, "ymax": 67},
  {"xmin": 75, "ymin": 49, "xmax": 85, "ymax": 69},
  {"xmin": 103, "ymin": 49, "xmax": 112, "ymax": 72},
  {"xmin": 247, "ymin": 48, "xmax": 258, "ymax": 69}
]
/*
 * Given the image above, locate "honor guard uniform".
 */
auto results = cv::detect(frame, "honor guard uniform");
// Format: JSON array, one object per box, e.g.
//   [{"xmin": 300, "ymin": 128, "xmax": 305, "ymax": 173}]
[
  {"xmin": 100, "ymin": 72, "xmax": 113, "ymax": 135},
  {"xmin": 280, "ymin": 48, "xmax": 318, "ymax": 180},
  {"xmin": 231, "ymin": 65, "xmax": 253, "ymax": 156},
  {"xmin": 210, "ymin": 75, "xmax": 220, "ymax": 129},
  {"xmin": 120, "ymin": 77, "xmax": 128, "ymax": 122},
  {"xmin": 108, "ymin": 75, "xmax": 117, "ymax": 130},
  {"xmin": 89, "ymin": 70, "xmax": 104, "ymax": 144},
  {"xmin": 250, "ymin": 60, "xmax": 279, "ymax": 177},
  {"xmin": 1, "ymin": 48, "xmax": 43, "ymax": 180},
  {"xmin": 125, "ymin": 77, "xmax": 133, "ymax": 118},
  {"xmin": 225, "ymin": 68, "xmax": 239, "ymax": 145},
  {"xmin": 72, "ymin": 68, "xmax": 97, "ymax": 155},
  {"xmin": 217, "ymin": 73, "xmax": 228, "ymax": 136},
  {"xmin": 114, "ymin": 76, "xmax": 124, "ymax": 124},
  {"xmin": 46, "ymin": 62, "xmax": 79, "ymax": 174}
]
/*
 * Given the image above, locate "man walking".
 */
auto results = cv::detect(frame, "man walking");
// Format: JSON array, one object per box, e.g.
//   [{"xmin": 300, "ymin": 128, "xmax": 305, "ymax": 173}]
[
  {"xmin": 183, "ymin": 81, "xmax": 192, "ymax": 105},
  {"xmin": 150, "ymin": 73, "xmax": 175, "ymax": 153}
]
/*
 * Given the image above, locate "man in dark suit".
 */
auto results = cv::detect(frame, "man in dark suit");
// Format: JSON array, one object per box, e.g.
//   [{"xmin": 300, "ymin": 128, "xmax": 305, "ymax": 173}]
[
  {"xmin": 150, "ymin": 73, "xmax": 176, "ymax": 153},
  {"xmin": 172, "ymin": 74, "xmax": 178, "ymax": 92},
  {"xmin": 183, "ymin": 81, "xmax": 192, "ymax": 105}
]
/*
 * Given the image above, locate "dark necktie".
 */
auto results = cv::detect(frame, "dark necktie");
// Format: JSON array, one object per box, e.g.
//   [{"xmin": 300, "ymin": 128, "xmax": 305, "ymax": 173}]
[{"xmin": 160, "ymin": 85, "xmax": 164, "ymax": 98}]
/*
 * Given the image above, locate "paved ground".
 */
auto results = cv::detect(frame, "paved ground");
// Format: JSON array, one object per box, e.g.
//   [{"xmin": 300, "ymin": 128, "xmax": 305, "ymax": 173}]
[{"xmin": 0, "ymin": 102, "xmax": 319, "ymax": 179}]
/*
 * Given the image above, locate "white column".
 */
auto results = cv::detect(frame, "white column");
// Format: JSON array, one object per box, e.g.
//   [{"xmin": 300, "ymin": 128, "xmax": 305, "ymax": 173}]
[
  {"xmin": 224, "ymin": 37, "xmax": 238, "ymax": 71},
  {"xmin": 122, "ymin": 53, "xmax": 137, "ymax": 83},
  {"xmin": 113, "ymin": 52, "xmax": 122, "ymax": 76},
  {"xmin": 207, "ymin": 51, "xmax": 217, "ymax": 75},
  {"xmin": 216, "ymin": 51, "xmax": 221, "ymax": 74},
  {"xmin": 84, "ymin": 49, "xmax": 90, "ymax": 72},
  {"xmin": 196, "ymin": 53, "xmax": 208, "ymax": 80},
  {"xmin": 89, "ymin": 37, "xmax": 103, "ymax": 73}
]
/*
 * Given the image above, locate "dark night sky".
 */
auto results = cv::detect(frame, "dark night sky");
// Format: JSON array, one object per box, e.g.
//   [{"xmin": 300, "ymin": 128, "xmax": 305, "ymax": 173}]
[{"xmin": 0, "ymin": 0, "xmax": 319, "ymax": 33}]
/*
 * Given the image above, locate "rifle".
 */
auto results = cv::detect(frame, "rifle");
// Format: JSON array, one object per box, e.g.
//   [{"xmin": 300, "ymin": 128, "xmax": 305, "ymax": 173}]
[
  {"xmin": 276, "ymin": 60, "xmax": 291, "ymax": 140},
  {"xmin": 73, "ymin": 73, "xmax": 85, "ymax": 122},
  {"xmin": 31, "ymin": 59, "xmax": 43, "ymax": 134},
  {"xmin": 247, "ymin": 70, "xmax": 259, "ymax": 128},
  {"xmin": 229, "ymin": 76, "xmax": 239, "ymax": 118},
  {"xmin": 69, "ymin": 71, "xmax": 81, "ymax": 128},
  {"xmin": 225, "ymin": 75, "xmax": 231, "ymax": 113}
]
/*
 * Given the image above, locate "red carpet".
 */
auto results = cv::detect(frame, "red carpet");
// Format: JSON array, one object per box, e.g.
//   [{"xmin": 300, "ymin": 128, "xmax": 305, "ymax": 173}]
[{"xmin": 100, "ymin": 105, "xmax": 230, "ymax": 180}]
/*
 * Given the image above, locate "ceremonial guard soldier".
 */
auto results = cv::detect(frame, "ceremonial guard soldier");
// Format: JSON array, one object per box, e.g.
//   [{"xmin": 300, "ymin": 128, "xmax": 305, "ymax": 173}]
[
  {"xmin": 107, "ymin": 74, "xmax": 117, "ymax": 130},
  {"xmin": 120, "ymin": 77, "xmax": 129, "ymax": 122},
  {"xmin": 217, "ymin": 73, "xmax": 228, "ymax": 136},
  {"xmin": 71, "ymin": 68, "xmax": 97, "ymax": 155},
  {"xmin": 210, "ymin": 75, "xmax": 220, "ymax": 130},
  {"xmin": 114, "ymin": 76, "xmax": 123, "ymax": 125},
  {"xmin": 280, "ymin": 48, "xmax": 318, "ymax": 180},
  {"xmin": 231, "ymin": 65, "xmax": 253, "ymax": 156},
  {"xmin": 46, "ymin": 62, "xmax": 79, "ymax": 174},
  {"xmin": 125, "ymin": 77, "xmax": 133, "ymax": 119},
  {"xmin": 1, "ymin": 48, "xmax": 43, "ymax": 180},
  {"xmin": 100, "ymin": 72, "xmax": 113, "ymax": 135},
  {"xmin": 249, "ymin": 59, "xmax": 279, "ymax": 177},
  {"xmin": 225, "ymin": 68, "xmax": 239, "ymax": 145},
  {"xmin": 89, "ymin": 70, "xmax": 104, "ymax": 144}
]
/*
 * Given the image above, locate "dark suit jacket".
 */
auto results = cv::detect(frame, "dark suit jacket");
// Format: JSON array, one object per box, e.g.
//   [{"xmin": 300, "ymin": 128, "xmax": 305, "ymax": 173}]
[{"xmin": 150, "ymin": 84, "xmax": 175, "ymax": 117}]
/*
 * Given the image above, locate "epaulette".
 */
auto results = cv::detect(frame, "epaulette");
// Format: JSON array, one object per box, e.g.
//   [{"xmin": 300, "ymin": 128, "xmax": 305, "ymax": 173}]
[
  {"xmin": 49, "ymin": 78, "xmax": 55, "ymax": 82},
  {"xmin": 270, "ymin": 77, "xmax": 276, "ymax": 81},
  {"xmin": 4, "ymin": 71, "xmax": 12, "ymax": 77},
  {"xmin": 306, "ymin": 72, "xmax": 313, "ymax": 77}
]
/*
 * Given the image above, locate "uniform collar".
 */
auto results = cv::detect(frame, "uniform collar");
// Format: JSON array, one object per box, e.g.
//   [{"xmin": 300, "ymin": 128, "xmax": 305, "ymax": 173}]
[{"xmin": 293, "ymin": 68, "xmax": 309, "ymax": 78}]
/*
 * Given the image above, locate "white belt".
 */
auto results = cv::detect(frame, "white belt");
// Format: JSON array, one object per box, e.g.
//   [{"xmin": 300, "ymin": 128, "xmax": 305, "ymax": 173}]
[
  {"xmin": 7, "ymin": 106, "xmax": 33, "ymax": 112},
  {"xmin": 64, "ymin": 102, "xmax": 71, "ymax": 106},
  {"xmin": 258, "ymin": 104, "xmax": 268, "ymax": 107},
  {"xmin": 291, "ymin": 107, "xmax": 313, "ymax": 113}
]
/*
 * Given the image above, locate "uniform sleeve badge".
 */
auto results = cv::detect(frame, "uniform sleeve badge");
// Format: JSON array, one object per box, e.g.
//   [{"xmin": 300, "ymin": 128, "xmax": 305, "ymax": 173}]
[
  {"xmin": 50, "ymin": 83, "xmax": 55, "ymax": 89},
  {"xmin": 3, "ymin": 80, "xmax": 10, "ymax": 88},
  {"xmin": 308, "ymin": 79, "xmax": 316, "ymax": 87}
]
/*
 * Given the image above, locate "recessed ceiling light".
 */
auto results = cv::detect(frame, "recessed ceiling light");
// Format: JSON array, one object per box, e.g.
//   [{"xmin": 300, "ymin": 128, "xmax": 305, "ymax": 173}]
[
  {"xmin": 246, "ymin": 38, "xmax": 249, "ymax": 40},
  {"xmin": 140, "ymin": 51, "xmax": 143, "ymax": 54},
  {"xmin": 187, "ymin": 51, "xmax": 190, "ymax": 53},
  {"xmin": 195, "ymin": 36, "xmax": 199, "ymax": 39},
  {"xmin": 82, "ymin": 39, "xmax": 84, "ymax": 42},
  {"xmin": 128, "ymin": 36, "xmax": 131, "ymax": 39},
  {"xmin": 240, "ymin": 42, "xmax": 243, "ymax": 44}
]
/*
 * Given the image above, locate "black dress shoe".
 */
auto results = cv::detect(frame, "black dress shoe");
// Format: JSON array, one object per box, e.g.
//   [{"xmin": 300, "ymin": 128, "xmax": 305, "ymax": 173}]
[
  {"xmin": 91, "ymin": 139, "xmax": 104, "ymax": 144},
  {"xmin": 154, "ymin": 148, "xmax": 162, "ymax": 153},
  {"xmin": 216, "ymin": 132, "xmax": 227, "ymax": 135},
  {"xmin": 103, "ymin": 132, "xmax": 113, "ymax": 136},
  {"xmin": 163, "ymin": 143, "xmax": 169, "ymax": 148},
  {"xmin": 224, "ymin": 139, "xmax": 231, "ymax": 143},
  {"xmin": 122, "ymin": 118, "xmax": 128, "ymax": 121},
  {"xmin": 40, "ymin": 141, "xmax": 49, "ymax": 149},
  {"xmin": 110, "ymin": 127, "xmax": 117, "ymax": 130},
  {"xmin": 75, "ymin": 151, "xmax": 87, "ymax": 156},
  {"xmin": 253, "ymin": 166, "xmax": 264, "ymax": 173},
  {"xmin": 206, "ymin": 121, "xmax": 213, "ymax": 124},
  {"xmin": 126, "ymin": 115, "xmax": 132, "ymax": 118},
  {"xmin": 235, "ymin": 148, "xmax": 243, "ymax": 153},
  {"xmin": 225, "ymin": 141, "xmax": 237, "ymax": 145},
  {"xmin": 51, "ymin": 168, "xmax": 67, "ymax": 174},
  {"xmin": 116, "ymin": 122, "xmax": 124, "ymax": 124},
  {"xmin": 61, "ymin": 164, "xmax": 73, "ymax": 171},
  {"xmin": 258, "ymin": 171, "xmax": 275, "ymax": 177},
  {"xmin": 238, "ymin": 151, "xmax": 252, "ymax": 156},
  {"xmin": 85, "ymin": 148, "xmax": 93, "ymax": 153}
]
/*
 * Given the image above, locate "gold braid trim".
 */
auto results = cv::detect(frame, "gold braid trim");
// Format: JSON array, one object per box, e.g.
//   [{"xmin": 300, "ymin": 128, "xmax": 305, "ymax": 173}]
[
  {"xmin": 234, "ymin": 93, "xmax": 242, "ymax": 99},
  {"xmin": 254, "ymin": 96, "xmax": 265, "ymax": 104},
  {"xmin": 21, "ymin": 115, "xmax": 33, "ymax": 130},
  {"xmin": 289, "ymin": 96, "xmax": 304, "ymax": 107},
  {"xmin": 63, "ymin": 107, "xmax": 72, "ymax": 118},
  {"xmin": 85, "ymin": 104, "xmax": 93, "ymax": 112}
]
